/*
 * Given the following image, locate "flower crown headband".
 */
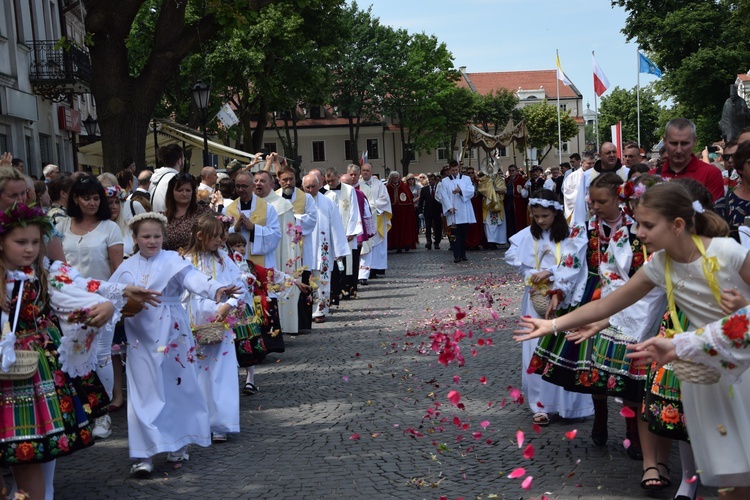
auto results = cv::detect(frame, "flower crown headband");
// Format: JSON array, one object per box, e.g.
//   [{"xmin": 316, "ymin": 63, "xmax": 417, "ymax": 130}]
[
  {"xmin": 105, "ymin": 185, "xmax": 128, "ymax": 201},
  {"xmin": 0, "ymin": 203, "xmax": 53, "ymax": 237},
  {"xmin": 127, "ymin": 212, "xmax": 168, "ymax": 228},
  {"xmin": 528, "ymin": 198, "xmax": 563, "ymax": 211},
  {"xmin": 216, "ymin": 214, "xmax": 235, "ymax": 227}
]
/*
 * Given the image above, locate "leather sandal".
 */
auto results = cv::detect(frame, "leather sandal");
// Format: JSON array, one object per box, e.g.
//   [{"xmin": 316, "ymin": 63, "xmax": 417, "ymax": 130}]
[
  {"xmin": 532, "ymin": 412, "xmax": 550, "ymax": 426},
  {"xmin": 641, "ymin": 467, "xmax": 668, "ymax": 491},
  {"xmin": 657, "ymin": 462, "xmax": 671, "ymax": 488}
]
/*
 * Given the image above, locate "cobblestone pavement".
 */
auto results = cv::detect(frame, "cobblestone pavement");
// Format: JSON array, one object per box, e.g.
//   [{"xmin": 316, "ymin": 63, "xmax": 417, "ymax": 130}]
[{"xmin": 56, "ymin": 238, "xmax": 717, "ymax": 499}]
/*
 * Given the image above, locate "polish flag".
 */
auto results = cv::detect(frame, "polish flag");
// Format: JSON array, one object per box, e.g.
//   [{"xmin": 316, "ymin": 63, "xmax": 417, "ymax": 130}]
[{"xmin": 592, "ymin": 53, "xmax": 610, "ymax": 97}]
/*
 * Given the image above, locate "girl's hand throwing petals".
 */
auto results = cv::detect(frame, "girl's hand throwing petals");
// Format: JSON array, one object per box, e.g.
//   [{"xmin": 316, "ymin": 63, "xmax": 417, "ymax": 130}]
[
  {"xmin": 625, "ymin": 337, "xmax": 677, "ymax": 368},
  {"xmin": 513, "ymin": 316, "xmax": 554, "ymax": 342}
]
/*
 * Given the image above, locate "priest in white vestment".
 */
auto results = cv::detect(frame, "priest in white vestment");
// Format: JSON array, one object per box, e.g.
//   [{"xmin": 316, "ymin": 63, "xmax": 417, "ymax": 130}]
[
  {"xmin": 223, "ymin": 170, "xmax": 281, "ymax": 269},
  {"xmin": 254, "ymin": 170, "xmax": 300, "ymax": 334},
  {"xmin": 323, "ymin": 168, "xmax": 361, "ymax": 304},
  {"xmin": 358, "ymin": 163, "xmax": 391, "ymax": 279},
  {"xmin": 277, "ymin": 166, "xmax": 318, "ymax": 330},
  {"xmin": 438, "ymin": 161, "xmax": 475, "ymax": 263},
  {"xmin": 302, "ymin": 174, "xmax": 350, "ymax": 323},
  {"xmin": 562, "ymin": 153, "xmax": 595, "ymax": 224}
]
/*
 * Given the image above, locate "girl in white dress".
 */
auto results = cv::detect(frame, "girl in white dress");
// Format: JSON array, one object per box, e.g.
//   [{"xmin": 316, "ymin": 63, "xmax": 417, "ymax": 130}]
[
  {"xmin": 110, "ymin": 213, "xmax": 240, "ymax": 477},
  {"xmin": 515, "ymin": 182, "xmax": 750, "ymax": 499},
  {"xmin": 505, "ymin": 189, "xmax": 594, "ymax": 425},
  {"xmin": 181, "ymin": 215, "xmax": 245, "ymax": 442}
]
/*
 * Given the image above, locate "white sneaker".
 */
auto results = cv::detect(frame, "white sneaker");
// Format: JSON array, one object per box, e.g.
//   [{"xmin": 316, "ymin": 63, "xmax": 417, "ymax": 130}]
[
  {"xmin": 130, "ymin": 460, "xmax": 153, "ymax": 477},
  {"xmin": 212, "ymin": 432, "xmax": 227, "ymax": 442},
  {"xmin": 92, "ymin": 414, "xmax": 112, "ymax": 439},
  {"xmin": 166, "ymin": 450, "xmax": 190, "ymax": 463}
]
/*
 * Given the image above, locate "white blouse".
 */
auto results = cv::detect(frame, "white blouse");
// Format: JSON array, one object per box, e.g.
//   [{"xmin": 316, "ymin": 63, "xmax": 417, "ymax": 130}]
[{"xmin": 56, "ymin": 218, "xmax": 124, "ymax": 280}]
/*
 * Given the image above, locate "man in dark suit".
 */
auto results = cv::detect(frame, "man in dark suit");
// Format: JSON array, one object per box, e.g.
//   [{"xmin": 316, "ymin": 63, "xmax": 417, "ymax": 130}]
[{"xmin": 418, "ymin": 173, "xmax": 443, "ymax": 249}]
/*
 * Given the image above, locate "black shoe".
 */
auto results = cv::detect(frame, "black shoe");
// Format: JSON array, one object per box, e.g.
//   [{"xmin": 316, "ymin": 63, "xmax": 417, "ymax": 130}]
[
  {"xmin": 454, "ymin": 258, "xmax": 461, "ymax": 263},
  {"xmin": 358, "ymin": 279, "xmax": 368, "ymax": 286},
  {"xmin": 425, "ymin": 243, "xmax": 431, "ymax": 250},
  {"xmin": 461, "ymin": 257, "xmax": 468, "ymax": 262},
  {"xmin": 435, "ymin": 244, "xmax": 440, "ymax": 250}
]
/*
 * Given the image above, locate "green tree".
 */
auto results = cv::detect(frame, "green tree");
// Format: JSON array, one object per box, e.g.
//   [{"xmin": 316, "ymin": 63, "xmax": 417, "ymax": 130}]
[
  {"xmin": 83, "ymin": 0, "xmax": 317, "ymax": 170},
  {"xmin": 474, "ymin": 89, "xmax": 519, "ymax": 135},
  {"xmin": 380, "ymin": 32, "xmax": 459, "ymax": 175},
  {"xmin": 612, "ymin": 0, "xmax": 750, "ymax": 145},
  {"xmin": 522, "ymin": 100, "xmax": 579, "ymax": 162},
  {"xmin": 329, "ymin": 3, "xmax": 391, "ymax": 162},
  {"xmin": 436, "ymin": 86, "xmax": 478, "ymax": 153},
  {"xmin": 597, "ymin": 86, "xmax": 662, "ymax": 149}
]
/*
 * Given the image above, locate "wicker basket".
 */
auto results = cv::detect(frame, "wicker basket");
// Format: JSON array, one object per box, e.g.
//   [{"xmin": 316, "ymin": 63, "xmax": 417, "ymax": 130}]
[
  {"xmin": 192, "ymin": 322, "xmax": 226, "ymax": 345},
  {"xmin": 671, "ymin": 359, "xmax": 721, "ymax": 385},
  {"xmin": 0, "ymin": 350, "xmax": 39, "ymax": 381},
  {"xmin": 529, "ymin": 287, "xmax": 550, "ymax": 318},
  {"xmin": 121, "ymin": 298, "xmax": 144, "ymax": 318}
]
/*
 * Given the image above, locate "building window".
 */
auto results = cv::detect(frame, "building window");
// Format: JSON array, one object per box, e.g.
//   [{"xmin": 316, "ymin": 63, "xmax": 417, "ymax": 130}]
[
  {"xmin": 263, "ymin": 142, "xmax": 277, "ymax": 154},
  {"xmin": 437, "ymin": 146, "xmax": 449, "ymax": 161},
  {"xmin": 403, "ymin": 143, "xmax": 417, "ymax": 162},
  {"xmin": 309, "ymin": 105, "xmax": 323, "ymax": 119},
  {"xmin": 39, "ymin": 134, "xmax": 51, "ymax": 165},
  {"xmin": 312, "ymin": 141, "xmax": 326, "ymax": 162},
  {"xmin": 344, "ymin": 140, "xmax": 353, "ymax": 160},
  {"xmin": 496, "ymin": 146, "xmax": 508, "ymax": 157},
  {"xmin": 561, "ymin": 142, "xmax": 569, "ymax": 153},
  {"xmin": 366, "ymin": 138, "xmax": 379, "ymax": 160},
  {"xmin": 560, "ymin": 104, "xmax": 567, "ymax": 112}
]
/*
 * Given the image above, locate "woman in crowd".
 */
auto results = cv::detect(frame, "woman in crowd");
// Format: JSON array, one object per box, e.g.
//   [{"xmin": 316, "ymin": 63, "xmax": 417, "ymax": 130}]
[
  {"xmin": 46, "ymin": 172, "xmax": 75, "ymax": 226},
  {"xmin": 717, "ymin": 140, "xmax": 750, "ymax": 241},
  {"xmin": 164, "ymin": 172, "xmax": 212, "ymax": 252}
]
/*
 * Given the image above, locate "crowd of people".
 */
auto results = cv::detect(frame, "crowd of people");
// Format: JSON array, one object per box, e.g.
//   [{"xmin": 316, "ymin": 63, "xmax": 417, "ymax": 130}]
[
  {"xmin": 0, "ymin": 145, "xmax": 405, "ymax": 496},
  {"xmin": 511, "ymin": 118, "xmax": 750, "ymax": 500},
  {"xmin": 2, "ymin": 116, "xmax": 750, "ymax": 498}
]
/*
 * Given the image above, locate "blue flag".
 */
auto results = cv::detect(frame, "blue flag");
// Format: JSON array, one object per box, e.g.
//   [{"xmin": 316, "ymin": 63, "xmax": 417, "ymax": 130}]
[{"xmin": 639, "ymin": 52, "xmax": 662, "ymax": 77}]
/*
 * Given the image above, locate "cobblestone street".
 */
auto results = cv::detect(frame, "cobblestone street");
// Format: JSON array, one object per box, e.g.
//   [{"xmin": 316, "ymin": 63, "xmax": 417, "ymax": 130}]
[{"xmin": 56, "ymin": 241, "xmax": 717, "ymax": 499}]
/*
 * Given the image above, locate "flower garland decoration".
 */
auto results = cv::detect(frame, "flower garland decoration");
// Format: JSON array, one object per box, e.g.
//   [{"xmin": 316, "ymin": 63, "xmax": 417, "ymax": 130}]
[
  {"xmin": 127, "ymin": 211, "xmax": 168, "ymax": 228},
  {"xmin": 104, "ymin": 185, "xmax": 128, "ymax": 201},
  {"xmin": 0, "ymin": 203, "xmax": 53, "ymax": 237}
]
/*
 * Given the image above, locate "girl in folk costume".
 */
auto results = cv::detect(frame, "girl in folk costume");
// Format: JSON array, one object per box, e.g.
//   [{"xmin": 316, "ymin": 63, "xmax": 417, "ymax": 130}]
[
  {"xmin": 110, "ymin": 213, "xmax": 240, "ymax": 477},
  {"xmin": 0, "ymin": 204, "xmax": 148, "ymax": 499},
  {"xmin": 181, "ymin": 215, "xmax": 246, "ymax": 443},
  {"xmin": 504, "ymin": 189, "xmax": 594, "ymax": 426},
  {"xmin": 226, "ymin": 233, "xmax": 266, "ymax": 395},
  {"xmin": 563, "ymin": 175, "xmax": 672, "ymax": 490},
  {"xmin": 530, "ymin": 173, "xmax": 660, "ymax": 468},
  {"xmin": 516, "ymin": 182, "xmax": 750, "ymax": 500}
]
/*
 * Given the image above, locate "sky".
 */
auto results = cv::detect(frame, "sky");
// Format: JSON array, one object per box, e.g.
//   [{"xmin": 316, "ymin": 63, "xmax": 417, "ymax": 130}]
[{"xmin": 363, "ymin": 0, "xmax": 660, "ymax": 110}]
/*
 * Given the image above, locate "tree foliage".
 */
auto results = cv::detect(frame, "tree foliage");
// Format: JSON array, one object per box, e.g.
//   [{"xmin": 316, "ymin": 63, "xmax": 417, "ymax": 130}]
[
  {"xmin": 380, "ymin": 32, "xmax": 459, "ymax": 174},
  {"xmin": 612, "ymin": 0, "xmax": 750, "ymax": 145},
  {"xmin": 522, "ymin": 100, "xmax": 579, "ymax": 162},
  {"xmin": 83, "ymin": 0, "xmax": 324, "ymax": 169},
  {"xmin": 474, "ymin": 89, "xmax": 520, "ymax": 135},
  {"xmin": 597, "ymin": 85, "xmax": 662, "ymax": 149}
]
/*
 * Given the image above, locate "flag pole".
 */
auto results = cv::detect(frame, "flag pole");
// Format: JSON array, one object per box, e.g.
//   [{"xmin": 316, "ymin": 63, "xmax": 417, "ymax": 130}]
[
  {"xmin": 593, "ymin": 51, "xmax": 600, "ymax": 151},
  {"xmin": 637, "ymin": 50, "xmax": 642, "ymax": 147},
  {"xmin": 556, "ymin": 49, "xmax": 562, "ymax": 166}
]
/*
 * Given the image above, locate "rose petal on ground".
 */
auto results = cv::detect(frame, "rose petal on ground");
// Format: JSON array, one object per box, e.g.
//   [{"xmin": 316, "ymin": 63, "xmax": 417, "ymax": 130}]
[
  {"xmin": 447, "ymin": 390, "xmax": 461, "ymax": 405},
  {"xmin": 565, "ymin": 429, "xmax": 578, "ymax": 440},
  {"xmin": 619, "ymin": 407, "xmax": 636, "ymax": 418},
  {"xmin": 473, "ymin": 432, "xmax": 482, "ymax": 440},
  {"xmin": 349, "ymin": 433, "xmax": 360, "ymax": 440},
  {"xmin": 623, "ymin": 438, "xmax": 631, "ymax": 449},
  {"xmin": 509, "ymin": 387, "xmax": 522, "ymax": 401},
  {"xmin": 532, "ymin": 423, "xmax": 542, "ymax": 434},
  {"xmin": 480, "ymin": 376, "xmax": 487, "ymax": 384},
  {"xmin": 507, "ymin": 467, "xmax": 526, "ymax": 479},
  {"xmin": 453, "ymin": 375, "xmax": 461, "ymax": 384},
  {"xmin": 481, "ymin": 420, "xmax": 490, "ymax": 429},
  {"xmin": 516, "ymin": 429, "xmax": 525, "ymax": 448},
  {"xmin": 343, "ymin": 376, "xmax": 349, "ymax": 382},
  {"xmin": 523, "ymin": 444, "xmax": 535, "ymax": 459},
  {"xmin": 521, "ymin": 476, "xmax": 533, "ymax": 489}
]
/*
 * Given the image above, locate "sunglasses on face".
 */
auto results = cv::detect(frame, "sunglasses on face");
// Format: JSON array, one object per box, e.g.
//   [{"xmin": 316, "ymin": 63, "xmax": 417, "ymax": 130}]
[{"xmin": 722, "ymin": 154, "xmax": 733, "ymax": 161}]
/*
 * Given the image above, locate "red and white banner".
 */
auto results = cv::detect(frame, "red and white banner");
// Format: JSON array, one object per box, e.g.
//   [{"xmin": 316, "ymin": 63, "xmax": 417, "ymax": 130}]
[
  {"xmin": 611, "ymin": 121, "xmax": 622, "ymax": 158},
  {"xmin": 593, "ymin": 53, "xmax": 610, "ymax": 97}
]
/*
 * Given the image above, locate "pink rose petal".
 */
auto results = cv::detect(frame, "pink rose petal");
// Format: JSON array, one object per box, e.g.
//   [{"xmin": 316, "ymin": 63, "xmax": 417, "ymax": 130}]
[
  {"xmin": 447, "ymin": 390, "xmax": 461, "ymax": 406},
  {"xmin": 349, "ymin": 433, "xmax": 360, "ymax": 440},
  {"xmin": 532, "ymin": 423, "xmax": 542, "ymax": 434},
  {"xmin": 523, "ymin": 444, "xmax": 535, "ymax": 459},
  {"xmin": 516, "ymin": 429, "xmax": 525, "ymax": 448},
  {"xmin": 480, "ymin": 420, "xmax": 490, "ymax": 429},
  {"xmin": 521, "ymin": 475, "xmax": 533, "ymax": 489},
  {"xmin": 619, "ymin": 407, "xmax": 636, "ymax": 418},
  {"xmin": 507, "ymin": 467, "xmax": 526, "ymax": 479},
  {"xmin": 686, "ymin": 475, "xmax": 698, "ymax": 484},
  {"xmin": 565, "ymin": 429, "xmax": 578, "ymax": 440},
  {"xmin": 479, "ymin": 376, "xmax": 487, "ymax": 384},
  {"xmin": 453, "ymin": 375, "xmax": 461, "ymax": 384},
  {"xmin": 623, "ymin": 438, "xmax": 631, "ymax": 449}
]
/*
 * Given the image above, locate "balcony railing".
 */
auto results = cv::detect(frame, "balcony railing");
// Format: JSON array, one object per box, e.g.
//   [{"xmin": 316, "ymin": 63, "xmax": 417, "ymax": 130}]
[{"xmin": 29, "ymin": 40, "xmax": 92, "ymax": 101}]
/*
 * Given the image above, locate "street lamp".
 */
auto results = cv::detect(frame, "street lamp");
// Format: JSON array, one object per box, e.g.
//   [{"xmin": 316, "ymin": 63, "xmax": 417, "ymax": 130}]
[
  {"xmin": 82, "ymin": 114, "xmax": 98, "ymax": 139},
  {"xmin": 191, "ymin": 80, "xmax": 211, "ymax": 166}
]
